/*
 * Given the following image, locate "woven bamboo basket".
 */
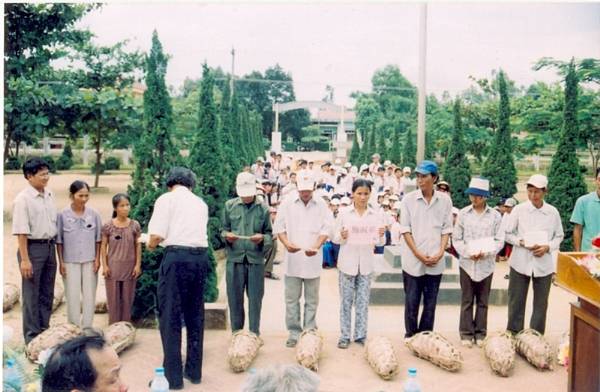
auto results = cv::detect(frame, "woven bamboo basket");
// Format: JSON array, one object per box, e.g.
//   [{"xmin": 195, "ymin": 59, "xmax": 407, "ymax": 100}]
[
  {"xmin": 365, "ymin": 336, "xmax": 399, "ymax": 380},
  {"xmin": 26, "ymin": 323, "xmax": 81, "ymax": 363},
  {"xmin": 3, "ymin": 283, "xmax": 20, "ymax": 312},
  {"xmin": 515, "ymin": 329, "xmax": 554, "ymax": 370},
  {"xmin": 483, "ymin": 332, "xmax": 515, "ymax": 377},
  {"xmin": 228, "ymin": 330, "xmax": 262, "ymax": 372},
  {"xmin": 104, "ymin": 321, "xmax": 136, "ymax": 354},
  {"xmin": 296, "ymin": 329, "xmax": 323, "ymax": 371},
  {"xmin": 406, "ymin": 331, "xmax": 463, "ymax": 372}
]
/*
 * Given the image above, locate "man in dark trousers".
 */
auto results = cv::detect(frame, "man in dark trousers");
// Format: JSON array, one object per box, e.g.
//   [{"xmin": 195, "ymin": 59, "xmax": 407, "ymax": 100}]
[
  {"xmin": 12, "ymin": 157, "xmax": 58, "ymax": 344},
  {"xmin": 148, "ymin": 167, "xmax": 209, "ymax": 389},
  {"xmin": 222, "ymin": 172, "xmax": 273, "ymax": 336}
]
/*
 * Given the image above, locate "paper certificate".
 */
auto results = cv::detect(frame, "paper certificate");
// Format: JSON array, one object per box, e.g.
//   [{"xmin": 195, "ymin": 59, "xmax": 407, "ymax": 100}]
[
  {"xmin": 524, "ymin": 231, "xmax": 549, "ymax": 247},
  {"xmin": 466, "ymin": 237, "xmax": 496, "ymax": 256},
  {"xmin": 347, "ymin": 224, "xmax": 380, "ymax": 245}
]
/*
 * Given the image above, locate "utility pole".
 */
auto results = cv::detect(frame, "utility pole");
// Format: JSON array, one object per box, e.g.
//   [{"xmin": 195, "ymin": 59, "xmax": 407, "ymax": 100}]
[
  {"xmin": 230, "ymin": 47, "xmax": 235, "ymax": 102},
  {"xmin": 416, "ymin": 3, "xmax": 428, "ymax": 162}
]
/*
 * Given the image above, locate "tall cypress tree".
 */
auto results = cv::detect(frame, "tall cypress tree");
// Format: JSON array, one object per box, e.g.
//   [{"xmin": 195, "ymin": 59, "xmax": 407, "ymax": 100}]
[
  {"xmin": 547, "ymin": 60, "xmax": 587, "ymax": 251},
  {"xmin": 357, "ymin": 129, "xmax": 370, "ymax": 165},
  {"xmin": 129, "ymin": 31, "xmax": 180, "ymax": 321},
  {"xmin": 348, "ymin": 130, "xmax": 361, "ymax": 165},
  {"xmin": 442, "ymin": 99, "xmax": 472, "ymax": 208},
  {"xmin": 389, "ymin": 127, "xmax": 402, "ymax": 165},
  {"xmin": 482, "ymin": 70, "xmax": 517, "ymax": 206},
  {"xmin": 367, "ymin": 126, "xmax": 377, "ymax": 162},
  {"xmin": 187, "ymin": 63, "xmax": 227, "ymax": 302},
  {"xmin": 401, "ymin": 126, "xmax": 417, "ymax": 169}
]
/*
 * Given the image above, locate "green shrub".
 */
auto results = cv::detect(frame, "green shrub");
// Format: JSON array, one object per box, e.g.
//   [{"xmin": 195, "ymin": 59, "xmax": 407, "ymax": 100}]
[
  {"xmin": 90, "ymin": 163, "xmax": 105, "ymax": 174},
  {"xmin": 5, "ymin": 156, "xmax": 22, "ymax": 170},
  {"xmin": 104, "ymin": 156, "xmax": 121, "ymax": 170},
  {"xmin": 41, "ymin": 155, "xmax": 57, "ymax": 173}
]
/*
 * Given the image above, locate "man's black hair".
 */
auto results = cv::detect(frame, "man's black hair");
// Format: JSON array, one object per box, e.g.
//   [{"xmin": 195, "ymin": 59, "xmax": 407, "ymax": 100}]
[
  {"xmin": 165, "ymin": 166, "xmax": 196, "ymax": 189},
  {"xmin": 42, "ymin": 332, "xmax": 107, "ymax": 392},
  {"xmin": 22, "ymin": 157, "xmax": 50, "ymax": 179}
]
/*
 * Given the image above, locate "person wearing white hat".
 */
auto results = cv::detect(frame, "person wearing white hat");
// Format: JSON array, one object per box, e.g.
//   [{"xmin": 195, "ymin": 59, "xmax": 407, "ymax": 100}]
[
  {"xmin": 452, "ymin": 178, "xmax": 504, "ymax": 348},
  {"xmin": 221, "ymin": 172, "xmax": 274, "ymax": 339},
  {"xmin": 385, "ymin": 165, "xmax": 398, "ymax": 194},
  {"xmin": 273, "ymin": 171, "xmax": 332, "ymax": 347},
  {"xmin": 505, "ymin": 174, "xmax": 563, "ymax": 335},
  {"xmin": 280, "ymin": 172, "xmax": 299, "ymax": 203},
  {"xmin": 389, "ymin": 209, "xmax": 402, "ymax": 245},
  {"xmin": 359, "ymin": 164, "xmax": 372, "ymax": 181},
  {"xmin": 344, "ymin": 162, "xmax": 352, "ymax": 169},
  {"xmin": 497, "ymin": 197, "xmax": 518, "ymax": 263},
  {"xmin": 369, "ymin": 153, "xmax": 382, "ymax": 175},
  {"xmin": 399, "ymin": 167, "xmax": 416, "ymax": 195}
]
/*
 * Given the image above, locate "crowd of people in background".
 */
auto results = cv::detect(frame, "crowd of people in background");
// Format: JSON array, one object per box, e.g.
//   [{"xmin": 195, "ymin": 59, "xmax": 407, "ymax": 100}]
[{"xmin": 12, "ymin": 153, "xmax": 600, "ymax": 391}]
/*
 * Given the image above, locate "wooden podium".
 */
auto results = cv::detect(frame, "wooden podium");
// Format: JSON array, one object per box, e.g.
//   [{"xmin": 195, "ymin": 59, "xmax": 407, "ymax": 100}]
[{"xmin": 555, "ymin": 252, "xmax": 600, "ymax": 392}]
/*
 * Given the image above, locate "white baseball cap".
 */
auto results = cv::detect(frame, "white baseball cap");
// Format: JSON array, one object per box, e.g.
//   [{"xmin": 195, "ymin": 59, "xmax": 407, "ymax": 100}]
[
  {"xmin": 341, "ymin": 196, "xmax": 351, "ymax": 205},
  {"xmin": 360, "ymin": 164, "xmax": 369, "ymax": 172},
  {"xmin": 344, "ymin": 162, "xmax": 352, "ymax": 168},
  {"xmin": 236, "ymin": 172, "xmax": 257, "ymax": 197},
  {"xmin": 393, "ymin": 201, "xmax": 402, "ymax": 210},
  {"xmin": 296, "ymin": 170, "xmax": 315, "ymax": 191},
  {"xmin": 527, "ymin": 174, "xmax": 548, "ymax": 189},
  {"xmin": 330, "ymin": 198, "xmax": 341, "ymax": 206},
  {"xmin": 403, "ymin": 166, "xmax": 412, "ymax": 174}
]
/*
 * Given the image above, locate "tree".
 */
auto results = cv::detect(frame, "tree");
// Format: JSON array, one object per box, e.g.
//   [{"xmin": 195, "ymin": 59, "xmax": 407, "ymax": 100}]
[
  {"xmin": 482, "ymin": 70, "xmax": 517, "ymax": 206},
  {"xmin": 389, "ymin": 127, "xmax": 402, "ymax": 165},
  {"xmin": 187, "ymin": 63, "xmax": 224, "ymax": 302},
  {"xmin": 546, "ymin": 60, "xmax": 588, "ymax": 251},
  {"xmin": 442, "ymin": 99, "xmax": 472, "ymax": 208},
  {"xmin": 4, "ymin": 3, "xmax": 95, "ymax": 163},
  {"xmin": 377, "ymin": 128, "xmax": 388, "ymax": 162},
  {"xmin": 219, "ymin": 78, "xmax": 241, "ymax": 191},
  {"xmin": 129, "ymin": 31, "xmax": 180, "ymax": 322},
  {"xmin": 401, "ymin": 126, "xmax": 417, "ymax": 169},
  {"xmin": 68, "ymin": 41, "xmax": 144, "ymax": 187},
  {"xmin": 348, "ymin": 131, "xmax": 361, "ymax": 165},
  {"xmin": 189, "ymin": 64, "xmax": 228, "ymax": 250},
  {"xmin": 56, "ymin": 139, "xmax": 74, "ymax": 170}
]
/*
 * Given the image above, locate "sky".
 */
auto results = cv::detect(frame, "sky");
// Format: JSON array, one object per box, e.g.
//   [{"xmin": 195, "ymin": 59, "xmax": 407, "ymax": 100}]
[{"xmin": 77, "ymin": 2, "xmax": 600, "ymax": 106}]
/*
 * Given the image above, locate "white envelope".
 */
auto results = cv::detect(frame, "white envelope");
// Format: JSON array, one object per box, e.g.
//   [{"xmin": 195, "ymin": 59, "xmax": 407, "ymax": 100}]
[
  {"xmin": 524, "ymin": 231, "xmax": 549, "ymax": 247},
  {"xmin": 138, "ymin": 233, "xmax": 149, "ymax": 243},
  {"xmin": 466, "ymin": 237, "xmax": 497, "ymax": 256}
]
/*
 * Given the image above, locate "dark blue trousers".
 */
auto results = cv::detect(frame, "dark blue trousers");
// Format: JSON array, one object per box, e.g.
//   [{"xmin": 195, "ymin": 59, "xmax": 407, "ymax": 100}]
[
  {"xmin": 402, "ymin": 272, "xmax": 442, "ymax": 338},
  {"xmin": 158, "ymin": 247, "xmax": 208, "ymax": 388}
]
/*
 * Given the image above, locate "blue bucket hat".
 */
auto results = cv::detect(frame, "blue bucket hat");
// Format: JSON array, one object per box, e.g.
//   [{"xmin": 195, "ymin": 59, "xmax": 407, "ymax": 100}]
[{"xmin": 414, "ymin": 160, "xmax": 438, "ymax": 176}]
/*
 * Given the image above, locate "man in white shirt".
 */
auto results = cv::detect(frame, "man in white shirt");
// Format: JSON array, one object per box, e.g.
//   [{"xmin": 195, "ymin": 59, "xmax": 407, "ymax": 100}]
[
  {"xmin": 273, "ymin": 171, "xmax": 332, "ymax": 347},
  {"xmin": 452, "ymin": 178, "xmax": 504, "ymax": 348},
  {"xmin": 369, "ymin": 153, "xmax": 381, "ymax": 175},
  {"xmin": 505, "ymin": 174, "xmax": 563, "ymax": 335},
  {"xmin": 147, "ymin": 167, "xmax": 209, "ymax": 388},
  {"xmin": 399, "ymin": 161, "xmax": 453, "ymax": 339}
]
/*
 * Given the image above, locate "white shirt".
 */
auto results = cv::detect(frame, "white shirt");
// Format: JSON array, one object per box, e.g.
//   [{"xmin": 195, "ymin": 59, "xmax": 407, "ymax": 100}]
[
  {"xmin": 333, "ymin": 206, "xmax": 386, "ymax": 276},
  {"xmin": 273, "ymin": 195, "xmax": 332, "ymax": 279},
  {"xmin": 453, "ymin": 205, "xmax": 504, "ymax": 282},
  {"xmin": 399, "ymin": 176, "xmax": 415, "ymax": 194},
  {"xmin": 505, "ymin": 200, "xmax": 564, "ymax": 277},
  {"xmin": 399, "ymin": 189, "xmax": 454, "ymax": 276},
  {"xmin": 148, "ymin": 186, "xmax": 208, "ymax": 247}
]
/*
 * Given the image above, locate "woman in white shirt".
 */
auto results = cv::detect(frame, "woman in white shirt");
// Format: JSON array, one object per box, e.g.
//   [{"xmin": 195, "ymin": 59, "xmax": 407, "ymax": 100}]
[{"xmin": 333, "ymin": 179, "xmax": 385, "ymax": 348}]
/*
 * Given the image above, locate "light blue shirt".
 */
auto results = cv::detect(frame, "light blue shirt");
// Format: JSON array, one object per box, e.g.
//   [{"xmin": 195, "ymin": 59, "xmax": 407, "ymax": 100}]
[
  {"xmin": 570, "ymin": 191, "xmax": 600, "ymax": 251},
  {"xmin": 57, "ymin": 206, "xmax": 102, "ymax": 263}
]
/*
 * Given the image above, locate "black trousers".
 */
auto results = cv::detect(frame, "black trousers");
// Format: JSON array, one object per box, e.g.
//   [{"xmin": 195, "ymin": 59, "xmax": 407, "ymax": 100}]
[
  {"xmin": 403, "ymin": 272, "xmax": 442, "ymax": 338},
  {"xmin": 17, "ymin": 242, "xmax": 56, "ymax": 344},
  {"xmin": 158, "ymin": 247, "xmax": 208, "ymax": 388},
  {"xmin": 459, "ymin": 268, "xmax": 493, "ymax": 340},
  {"xmin": 507, "ymin": 267, "xmax": 552, "ymax": 335}
]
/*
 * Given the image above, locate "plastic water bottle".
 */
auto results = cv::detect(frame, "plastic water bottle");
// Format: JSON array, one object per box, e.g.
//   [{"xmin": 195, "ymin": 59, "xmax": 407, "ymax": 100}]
[
  {"xmin": 149, "ymin": 367, "xmax": 169, "ymax": 392},
  {"xmin": 402, "ymin": 367, "xmax": 421, "ymax": 392},
  {"xmin": 4, "ymin": 359, "xmax": 23, "ymax": 391}
]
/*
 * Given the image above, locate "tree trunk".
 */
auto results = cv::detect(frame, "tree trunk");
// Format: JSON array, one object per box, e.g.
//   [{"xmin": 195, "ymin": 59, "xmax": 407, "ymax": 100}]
[
  {"xmin": 94, "ymin": 127, "xmax": 102, "ymax": 188},
  {"xmin": 4, "ymin": 127, "xmax": 13, "ymax": 164},
  {"xmin": 589, "ymin": 141, "xmax": 599, "ymax": 175},
  {"xmin": 15, "ymin": 142, "xmax": 20, "ymax": 160}
]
